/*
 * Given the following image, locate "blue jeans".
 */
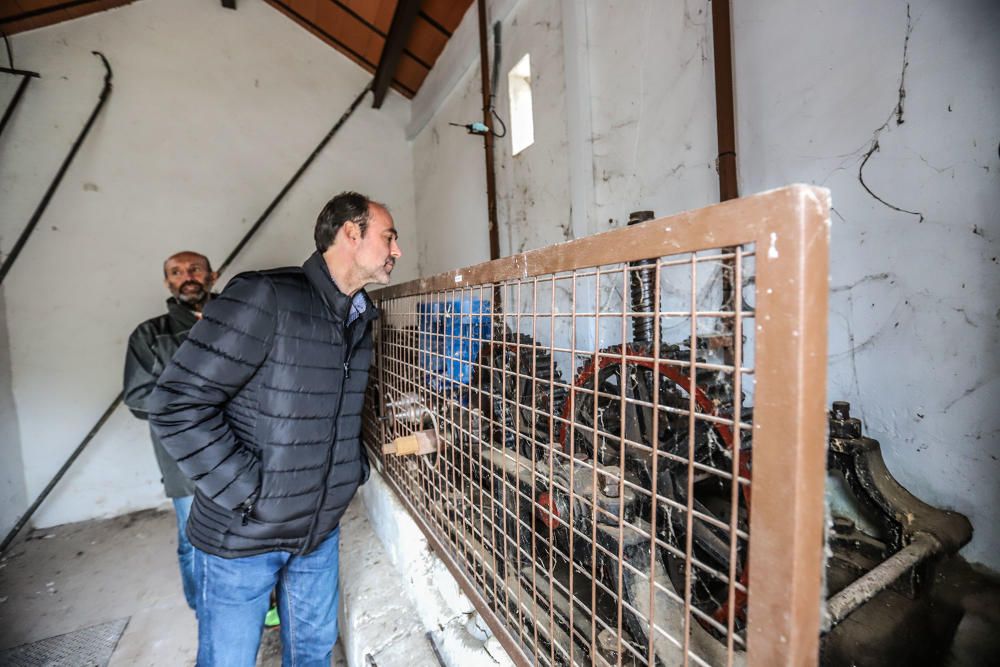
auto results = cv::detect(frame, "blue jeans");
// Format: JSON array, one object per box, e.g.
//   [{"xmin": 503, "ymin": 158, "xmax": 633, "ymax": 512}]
[
  {"xmin": 171, "ymin": 496, "xmax": 197, "ymax": 611},
  {"xmin": 193, "ymin": 527, "xmax": 340, "ymax": 667}
]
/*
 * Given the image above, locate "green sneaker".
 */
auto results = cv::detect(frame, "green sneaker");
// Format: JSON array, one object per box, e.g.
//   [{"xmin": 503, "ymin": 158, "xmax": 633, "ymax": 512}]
[{"xmin": 264, "ymin": 605, "xmax": 280, "ymax": 628}]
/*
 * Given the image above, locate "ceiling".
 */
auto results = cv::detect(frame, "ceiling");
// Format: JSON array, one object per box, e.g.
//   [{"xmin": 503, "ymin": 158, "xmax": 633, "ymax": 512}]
[{"xmin": 0, "ymin": 0, "xmax": 474, "ymax": 99}]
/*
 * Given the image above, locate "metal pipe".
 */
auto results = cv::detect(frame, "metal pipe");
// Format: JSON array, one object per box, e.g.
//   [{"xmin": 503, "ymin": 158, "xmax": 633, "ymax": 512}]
[
  {"xmin": 0, "ymin": 73, "xmax": 31, "ymax": 138},
  {"xmin": 476, "ymin": 0, "xmax": 500, "ymax": 262},
  {"xmin": 826, "ymin": 533, "xmax": 940, "ymax": 627},
  {"xmin": 1, "ymin": 79, "xmax": 374, "ymax": 554},
  {"xmin": 710, "ymin": 0, "xmax": 739, "ymax": 367},
  {"xmin": 0, "ymin": 66, "xmax": 41, "ymax": 78},
  {"xmin": 0, "ymin": 52, "xmax": 112, "ymax": 285},
  {"xmin": 710, "ymin": 0, "xmax": 738, "ymax": 202}
]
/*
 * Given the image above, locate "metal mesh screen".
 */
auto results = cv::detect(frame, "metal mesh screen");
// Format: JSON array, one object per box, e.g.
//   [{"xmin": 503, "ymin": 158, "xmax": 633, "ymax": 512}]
[
  {"xmin": 0, "ymin": 618, "xmax": 129, "ymax": 667},
  {"xmin": 363, "ymin": 186, "xmax": 830, "ymax": 667}
]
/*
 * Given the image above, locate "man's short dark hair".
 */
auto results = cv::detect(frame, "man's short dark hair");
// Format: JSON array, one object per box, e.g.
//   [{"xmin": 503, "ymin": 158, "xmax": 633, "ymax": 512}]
[{"xmin": 314, "ymin": 191, "xmax": 387, "ymax": 253}]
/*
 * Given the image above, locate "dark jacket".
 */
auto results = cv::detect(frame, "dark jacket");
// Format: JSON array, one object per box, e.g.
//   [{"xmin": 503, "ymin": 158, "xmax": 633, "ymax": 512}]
[
  {"xmin": 124, "ymin": 298, "xmax": 200, "ymax": 498},
  {"xmin": 148, "ymin": 253, "xmax": 377, "ymax": 558}
]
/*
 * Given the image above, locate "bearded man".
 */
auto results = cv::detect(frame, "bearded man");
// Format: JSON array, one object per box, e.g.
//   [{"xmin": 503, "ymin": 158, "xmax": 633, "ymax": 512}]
[
  {"xmin": 124, "ymin": 250, "xmax": 217, "ymax": 611},
  {"xmin": 149, "ymin": 192, "xmax": 402, "ymax": 665}
]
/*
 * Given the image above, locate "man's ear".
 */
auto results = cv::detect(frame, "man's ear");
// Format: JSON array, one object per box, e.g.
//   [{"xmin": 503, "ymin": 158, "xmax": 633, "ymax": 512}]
[
  {"xmin": 208, "ymin": 271, "xmax": 219, "ymax": 285},
  {"xmin": 345, "ymin": 220, "xmax": 363, "ymax": 243}
]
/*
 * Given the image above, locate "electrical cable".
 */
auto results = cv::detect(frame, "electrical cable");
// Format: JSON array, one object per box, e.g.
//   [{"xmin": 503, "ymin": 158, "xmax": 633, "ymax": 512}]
[
  {"xmin": 447, "ymin": 111, "xmax": 505, "ymax": 138},
  {"xmin": 489, "ymin": 105, "xmax": 506, "ymax": 138}
]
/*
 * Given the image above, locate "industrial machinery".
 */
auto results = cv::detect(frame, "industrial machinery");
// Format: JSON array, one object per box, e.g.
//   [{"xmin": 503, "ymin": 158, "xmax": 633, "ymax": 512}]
[
  {"xmin": 381, "ymin": 317, "xmax": 970, "ymax": 664},
  {"xmin": 371, "ymin": 198, "xmax": 973, "ymax": 666}
]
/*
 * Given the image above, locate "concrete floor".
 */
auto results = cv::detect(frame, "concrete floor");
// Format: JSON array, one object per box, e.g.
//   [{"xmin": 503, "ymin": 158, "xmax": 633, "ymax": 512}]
[
  {"xmin": 2, "ymin": 491, "xmax": 996, "ymax": 667},
  {"xmin": 0, "ymin": 503, "xmax": 347, "ymax": 666}
]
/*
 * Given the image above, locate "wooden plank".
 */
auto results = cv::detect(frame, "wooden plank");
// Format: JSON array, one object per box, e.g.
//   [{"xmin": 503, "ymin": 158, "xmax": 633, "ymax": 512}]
[
  {"xmin": 404, "ymin": 13, "xmax": 446, "ymax": 66},
  {"xmin": 265, "ymin": 0, "xmax": 377, "ymax": 73},
  {"xmin": 1, "ymin": 0, "xmax": 136, "ymax": 34},
  {"xmin": 421, "ymin": 0, "xmax": 470, "ymax": 33},
  {"xmin": 370, "ymin": 184, "xmax": 831, "ymax": 666},
  {"xmin": 314, "ymin": 0, "xmax": 373, "ymax": 60},
  {"xmin": 392, "ymin": 51, "xmax": 425, "ymax": 95}
]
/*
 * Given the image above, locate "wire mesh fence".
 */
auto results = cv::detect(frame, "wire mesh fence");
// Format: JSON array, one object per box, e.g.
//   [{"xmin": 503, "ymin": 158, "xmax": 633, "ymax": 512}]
[{"xmin": 363, "ymin": 185, "xmax": 830, "ymax": 667}]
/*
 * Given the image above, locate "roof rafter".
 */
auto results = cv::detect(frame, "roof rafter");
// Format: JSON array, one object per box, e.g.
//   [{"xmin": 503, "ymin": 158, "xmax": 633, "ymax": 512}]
[{"xmin": 371, "ymin": 0, "xmax": 422, "ymax": 109}]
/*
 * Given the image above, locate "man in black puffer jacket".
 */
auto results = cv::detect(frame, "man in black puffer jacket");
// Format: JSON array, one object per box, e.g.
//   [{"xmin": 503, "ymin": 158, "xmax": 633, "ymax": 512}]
[{"xmin": 149, "ymin": 192, "xmax": 401, "ymax": 666}]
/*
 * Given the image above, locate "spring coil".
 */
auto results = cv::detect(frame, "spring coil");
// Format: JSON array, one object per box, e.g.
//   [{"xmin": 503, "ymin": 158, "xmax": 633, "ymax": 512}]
[{"xmin": 628, "ymin": 211, "xmax": 656, "ymax": 344}]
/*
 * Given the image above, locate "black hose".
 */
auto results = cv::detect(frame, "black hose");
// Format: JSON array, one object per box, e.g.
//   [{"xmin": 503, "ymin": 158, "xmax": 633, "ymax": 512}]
[
  {"xmin": 0, "ymin": 79, "xmax": 374, "ymax": 554},
  {"xmin": 0, "ymin": 52, "xmax": 112, "ymax": 285}
]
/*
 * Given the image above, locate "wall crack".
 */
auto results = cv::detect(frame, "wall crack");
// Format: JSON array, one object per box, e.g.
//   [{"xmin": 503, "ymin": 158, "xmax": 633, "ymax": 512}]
[
  {"xmin": 857, "ymin": 4, "xmax": 925, "ymax": 223},
  {"xmin": 831, "ymin": 272, "xmax": 893, "ymax": 293},
  {"xmin": 943, "ymin": 376, "xmax": 994, "ymax": 413}
]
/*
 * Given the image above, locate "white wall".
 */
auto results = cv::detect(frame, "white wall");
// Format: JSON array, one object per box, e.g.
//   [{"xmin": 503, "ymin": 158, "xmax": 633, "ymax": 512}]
[
  {"xmin": 0, "ymin": 0, "xmax": 417, "ymax": 533},
  {"xmin": 411, "ymin": 67, "xmax": 490, "ymax": 277},
  {"xmin": 733, "ymin": 0, "xmax": 999, "ymax": 569},
  {"xmin": 0, "ymin": 289, "xmax": 27, "ymax": 536},
  {"xmin": 491, "ymin": 0, "xmax": 572, "ymax": 255},
  {"xmin": 409, "ymin": 0, "xmax": 999, "ymax": 569},
  {"xmin": 587, "ymin": 0, "xmax": 719, "ymax": 231}
]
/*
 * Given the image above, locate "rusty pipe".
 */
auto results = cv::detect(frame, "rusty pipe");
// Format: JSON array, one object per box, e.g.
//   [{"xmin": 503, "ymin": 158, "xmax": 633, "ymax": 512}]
[
  {"xmin": 476, "ymin": 0, "xmax": 500, "ymax": 262},
  {"xmin": 825, "ymin": 532, "xmax": 941, "ymax": 627}
]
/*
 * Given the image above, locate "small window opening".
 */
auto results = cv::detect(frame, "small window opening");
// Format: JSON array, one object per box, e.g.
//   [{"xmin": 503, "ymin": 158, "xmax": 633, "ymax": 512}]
[{"xmin": 508, "ymin": 53, "xmax": 534, "ymax": 156}]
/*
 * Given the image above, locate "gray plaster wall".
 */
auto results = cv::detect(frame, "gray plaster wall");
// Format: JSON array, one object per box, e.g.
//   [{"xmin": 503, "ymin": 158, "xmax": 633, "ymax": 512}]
[
  {"xmin": 408, "ymin": 0, "xmax": 999, "ymax": 569},
  {"xmin": 0, "ymin": 291, "xmax": 28, "ymax": 540},
  {"xmin": 732, "ymin": 0, "xmax": 999, "ymax": 570}
]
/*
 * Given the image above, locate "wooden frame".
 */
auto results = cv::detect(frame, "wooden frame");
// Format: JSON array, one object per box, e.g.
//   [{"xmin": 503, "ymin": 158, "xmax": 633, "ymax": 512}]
[{"xmin": 366, "ymin": 184, "xmax": 830, "ymax": 666}]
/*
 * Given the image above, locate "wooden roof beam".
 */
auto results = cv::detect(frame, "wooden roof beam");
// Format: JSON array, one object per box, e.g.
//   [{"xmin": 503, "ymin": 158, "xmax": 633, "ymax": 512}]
[{"xmin": 371, "ymin": 0, "xmax": 422, "ymax": 109}]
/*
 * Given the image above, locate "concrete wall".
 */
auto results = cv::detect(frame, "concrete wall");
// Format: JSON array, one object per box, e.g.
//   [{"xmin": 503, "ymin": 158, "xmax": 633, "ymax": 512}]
[
  {"xmin": 411, "ymin": 68, "xmax": 490, "ymax": 277},
  {"xmin": 0, "ymin": 291, "xmax": 27, "ymax": 538},
  {"xmin": 408, "ymin": 0, "xmax": 999, "ymax": 568},
  {"xmin": 0, "ymin": 0, "xmax": 417, "ymax": 533},
  {"xmin": 733, "ymin": 0, "xmax": 999, "ymax": 569}
]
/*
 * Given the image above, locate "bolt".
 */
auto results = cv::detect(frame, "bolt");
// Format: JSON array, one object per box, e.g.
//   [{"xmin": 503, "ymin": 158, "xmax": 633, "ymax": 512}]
[{"xmin": 832, "ymin": 516, "xmax": 855, "ymax": 534}]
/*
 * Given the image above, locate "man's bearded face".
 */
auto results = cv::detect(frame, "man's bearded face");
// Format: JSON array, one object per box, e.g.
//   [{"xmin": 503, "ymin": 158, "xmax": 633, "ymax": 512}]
[{"xmin": 164, "ymin": 253, "xmax": 216, "ymax": 306}]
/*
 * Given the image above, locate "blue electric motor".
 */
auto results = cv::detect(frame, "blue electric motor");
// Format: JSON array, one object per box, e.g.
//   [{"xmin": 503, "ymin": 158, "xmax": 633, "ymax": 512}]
[{"xmin": 418, "ymin": 298, "xmax": 492, "ymax": 391}]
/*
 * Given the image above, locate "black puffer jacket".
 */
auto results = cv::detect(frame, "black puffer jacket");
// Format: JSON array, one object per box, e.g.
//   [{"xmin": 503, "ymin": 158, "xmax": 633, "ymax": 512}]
[
  {"xmin": 149, "ymin": 253, "xmax": 377, "ymax": 558},
  {"xmin": 123, "ymin": 299, "xmax": 200, "ymax": 498}
]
